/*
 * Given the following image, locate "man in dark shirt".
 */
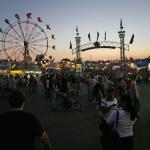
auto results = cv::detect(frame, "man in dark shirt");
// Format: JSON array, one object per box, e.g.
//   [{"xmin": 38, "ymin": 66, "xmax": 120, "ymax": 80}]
[{"xmin": 0, "ymin": 90, "xmax": 52, "ymax": 150}]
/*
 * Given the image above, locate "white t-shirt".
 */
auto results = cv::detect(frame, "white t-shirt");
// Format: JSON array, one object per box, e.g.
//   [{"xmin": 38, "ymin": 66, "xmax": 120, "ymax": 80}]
[
  {"xmin": 100, "ymin": 98, "xmax": 118, "ymax": 117},
  {"xmin": 105, "ymin": 108, "xmax": 136, "ymax": 138},
  {"xmin": 101, "ymin": 97, "xmax": 118, "ymax": 108}
]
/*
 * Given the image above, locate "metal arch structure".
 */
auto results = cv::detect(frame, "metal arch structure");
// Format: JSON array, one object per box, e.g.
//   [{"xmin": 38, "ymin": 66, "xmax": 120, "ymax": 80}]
[
  {"xmin": 71, "ymin": 20, "xmax": 131, "ymax": 75},
  {"xmin": 0, "ymin": 13, "xmax": 55, "ymax": 64},
  {"xmin": 72, "ymin": 40, "xmax": 129, "ymax": 54}
]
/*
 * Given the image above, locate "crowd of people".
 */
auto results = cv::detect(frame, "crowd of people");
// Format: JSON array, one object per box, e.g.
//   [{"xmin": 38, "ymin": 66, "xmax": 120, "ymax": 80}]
[
  {"xmin": 83, "ymin": 72, "xmax": 141, "ymax": 150},
  {"xmin": 39, "ymin": 71, "xmax": 141, "ymax": 150},
  {"xmin": 0, "ymin": 70, "xmax": 143, "ymax": 150}
]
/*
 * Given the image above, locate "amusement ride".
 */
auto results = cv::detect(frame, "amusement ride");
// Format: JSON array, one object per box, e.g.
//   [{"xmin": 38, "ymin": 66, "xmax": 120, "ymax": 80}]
[{"xmin": 0, "ymin": 13, "xmax": 55, "ymax": 70}]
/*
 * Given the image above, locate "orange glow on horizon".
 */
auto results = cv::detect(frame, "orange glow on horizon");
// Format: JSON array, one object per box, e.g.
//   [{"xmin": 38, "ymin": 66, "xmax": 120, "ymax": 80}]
[{"xmin": 53, "ymin": 48, "xmax": 150, "ymax": 61}]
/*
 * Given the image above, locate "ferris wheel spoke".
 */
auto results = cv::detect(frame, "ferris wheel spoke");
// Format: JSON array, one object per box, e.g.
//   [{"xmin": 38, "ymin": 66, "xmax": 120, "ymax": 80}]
[
  {"xmin": 13, "ymin": 47, "xmax": 25, "ymax": 57},
  {"xmin": 30, "ymin": 40, "xmax": 48, "ymax": 50},
  {"xmin": 5, "ymin": 45, "xmax": 22, "ymax": 56},
  {"xmin": 25, "ymin": 21, "xmax": 30, "ymax": 38},
  {"xmin": 10, "ymin": 51, "xmax": 17, "ymax": 60},
  {"xmin": 11, "ymin": 49, "xmax": 17, "ymax": 57},
  {"xmin": 5, "ymin": 46, "xmax": 23, "ymax": 58},
  {"xmin": 12, "ymin": 51, "xmax": 20, "ymax": 60},
  {"xmin": 28, "ymin": 30, "xmax": 43, "ymax": 42},
  {"xmin": 1, "ymin": 40, "xmax": 21, "ymax": 44},
  {"xmin": 29, "ymin": 37, "xmax": 47, "ymax": 44},
  {"xmin": 7, "ymin": 23, "xmax": 24, "ymax": 41},
  {"xmin": 29, "ymin": 43, "xmax": 48, "ymax": 47},
  {"xmin": 28, "ymin": 47, "xmax": 38, "ymax": 56},
  {"xmin": 3, "ymin": 49, "xmax": 9, "ymax": 58},
  {"xmin": 4, "ymin": 44, "xmax": 22, "ymax": 51},
  {"xmin": 15, "ymin": 48, "xmax": 23, "ymax": 54},
  {"xmin": 18, "ymin": 21, "xmax": 26, "ymax": 40},
  {"xmin": 29, "ymin": 45, "xmax": 46, "ymax": 55},
  {"xmin": 2, "ymin": 31, "xmax": 23, "ymax": 42},
  {"xmin": 27, "ymin": 25, "xmax": 37, "ymax": 41},
  {"xmin": 5, "ymin": 43, "xmax": 23, "ymax": 50},
  {"xmin": 29, "ymin": 35, "xmax": 41, "ymax": 43},
  {"xmin": 10, "ymin": 52, "xmax": 19, "ymax": 60}
]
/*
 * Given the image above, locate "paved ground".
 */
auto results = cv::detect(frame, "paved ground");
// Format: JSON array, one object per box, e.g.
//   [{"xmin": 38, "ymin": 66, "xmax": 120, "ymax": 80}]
[
  {"xmin": 133, "ymin": 82, "xmax": 150, "ymax": 150},
  {"xmin": 0, "ymin": 81, "xmax": 150, "ymax": 150}
]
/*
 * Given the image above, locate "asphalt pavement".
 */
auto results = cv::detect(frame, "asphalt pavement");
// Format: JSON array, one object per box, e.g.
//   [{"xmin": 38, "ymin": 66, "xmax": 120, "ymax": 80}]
[{"xmin": 0, "ymin": 82, "xmax": 150, "ymax": 150}]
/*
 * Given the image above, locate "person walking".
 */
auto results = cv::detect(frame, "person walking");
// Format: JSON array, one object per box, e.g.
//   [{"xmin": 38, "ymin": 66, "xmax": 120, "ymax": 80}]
[
  {"xmin": 0, "ymin": 90, "xmax": 53, "ymax": 150},
  {"xmin": 103, "ymin": 94, "xmax": 137, "ymax": 150}
]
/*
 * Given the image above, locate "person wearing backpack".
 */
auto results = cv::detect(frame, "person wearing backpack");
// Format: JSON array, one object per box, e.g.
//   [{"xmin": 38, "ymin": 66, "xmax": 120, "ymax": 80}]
[
  {"xmin": 103, "ymin": 94, "xmax": 137, "ymax": 150},
  {"xmin": 99, "ymin": 87, "xmax": 118, "ymax": 150}
]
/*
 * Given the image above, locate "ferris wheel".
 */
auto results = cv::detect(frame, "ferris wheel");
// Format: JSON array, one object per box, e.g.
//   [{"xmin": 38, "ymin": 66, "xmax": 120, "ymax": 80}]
[{"xmin": 0, "ymin": 13, "xmax": 55, "ymax": 62}]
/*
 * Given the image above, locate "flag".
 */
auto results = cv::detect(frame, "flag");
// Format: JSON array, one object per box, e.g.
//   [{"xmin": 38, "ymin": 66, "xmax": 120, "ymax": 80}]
[
  {"xmin": 52, "ymin": 45, "xmax": 56, "ymax": 50},
  {"xmin": 37, "ymin": 17, "xmax": 42, "ymax": 22},
  {"xmin": 46, "ymin": 25, "xmax": 51, "ymax": 30},
  {"xmin": 76, "ymin": 26, "xmax": 78, "ymax": 32},
  {"xmin": 69, "ymin": 41, "xmax": 72, "ymax": 49},
  {"xmin": 88, "ymin": 33, "xmax": 91, "ymax": 42},
  {"xmin": 104, "ymin": 32, "xmax": 106, "ymax": 41},
  {"xmin": 15, "ymin": 14, "xmax": 20, "ymax": 20},
  {"xmin": 51, "ymin": 34, "xmax": 55, "ymax": 39},
  {"xmin": 129, "ymin": 34, "xmax": 134, "ymax": 44},
  {"xmin": 26, "ymin": 13, "xmax": 32, "ymax": 19},
  {"xmin": 120, "ymin": 19, "xmax": 123, "ymax": 29},
  {"xmin": 97, "ymin": 32, "xmax": 99, "ymax": 41}
]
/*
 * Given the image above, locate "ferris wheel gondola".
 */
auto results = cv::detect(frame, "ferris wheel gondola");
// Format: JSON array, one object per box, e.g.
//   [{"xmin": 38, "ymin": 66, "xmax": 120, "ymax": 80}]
[{"xmin": 0, "ymin": 13, "xmax": 55, "ymax": 62}]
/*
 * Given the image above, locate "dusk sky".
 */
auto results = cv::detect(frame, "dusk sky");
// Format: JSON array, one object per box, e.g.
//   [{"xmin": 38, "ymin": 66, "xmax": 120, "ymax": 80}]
[{"xmin": 0, "ymin": 0, "xmax": 150, "ymax": 61}]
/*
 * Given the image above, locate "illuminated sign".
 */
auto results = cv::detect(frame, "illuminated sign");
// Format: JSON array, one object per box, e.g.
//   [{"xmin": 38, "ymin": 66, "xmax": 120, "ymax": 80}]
[
  {"xmin": 76, "ymin": 64, "xmax": 82, "ymax": 72},
  {"xmin": 11, "ymin": 64, "xmax": 17, "ymax": 69}
]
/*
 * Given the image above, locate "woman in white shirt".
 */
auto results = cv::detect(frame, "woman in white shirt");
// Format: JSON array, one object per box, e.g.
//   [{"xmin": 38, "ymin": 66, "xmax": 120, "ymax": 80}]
[{"xmin": 105, "ymin": 94, "xmax": 136, "ymax": 150}]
